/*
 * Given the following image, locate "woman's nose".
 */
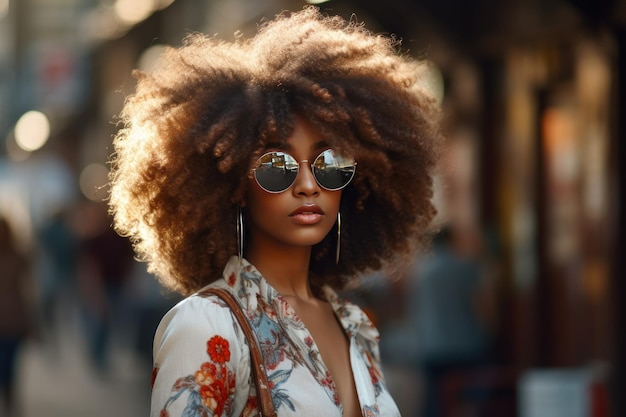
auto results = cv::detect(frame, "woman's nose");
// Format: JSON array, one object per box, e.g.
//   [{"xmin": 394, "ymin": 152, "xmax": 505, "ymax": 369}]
[{"xmin": 291, "ymin": 161, "xmax": 320, "ymax": 196}]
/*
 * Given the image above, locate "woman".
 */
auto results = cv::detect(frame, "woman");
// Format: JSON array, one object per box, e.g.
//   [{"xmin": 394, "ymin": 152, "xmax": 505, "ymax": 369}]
[{"xmin": 108, "ymin": 7, "xmax": 442, "ymax": 417}]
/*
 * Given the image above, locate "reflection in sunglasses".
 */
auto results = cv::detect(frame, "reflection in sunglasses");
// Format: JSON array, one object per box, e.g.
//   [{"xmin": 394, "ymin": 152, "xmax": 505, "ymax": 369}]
[{"xmin": 253, "ymin": 149, "xmax": 356, "ymax": 193}]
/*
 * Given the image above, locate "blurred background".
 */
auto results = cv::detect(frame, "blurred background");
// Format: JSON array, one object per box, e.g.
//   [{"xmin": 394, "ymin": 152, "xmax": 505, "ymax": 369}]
[{"xmin": 0, "ymin": 0, "xmax": 624, "ymax": 416}]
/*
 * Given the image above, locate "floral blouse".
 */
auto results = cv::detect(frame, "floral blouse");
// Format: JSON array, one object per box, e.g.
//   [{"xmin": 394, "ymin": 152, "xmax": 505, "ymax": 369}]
[{"xmin": 151, "ymin": 256, "xmax": 401, "ymax": 417}]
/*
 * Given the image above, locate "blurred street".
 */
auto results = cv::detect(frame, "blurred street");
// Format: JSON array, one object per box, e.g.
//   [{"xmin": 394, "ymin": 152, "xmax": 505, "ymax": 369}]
[{"xmin": 15, "ymin": 300, "xmax": 151, "ymax": 417}]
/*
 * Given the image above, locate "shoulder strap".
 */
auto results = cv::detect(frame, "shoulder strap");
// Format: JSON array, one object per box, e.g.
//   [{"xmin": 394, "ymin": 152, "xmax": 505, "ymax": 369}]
[{"xmin": 199, "ymin": 287, "xmax": 277, "ymax": 417}]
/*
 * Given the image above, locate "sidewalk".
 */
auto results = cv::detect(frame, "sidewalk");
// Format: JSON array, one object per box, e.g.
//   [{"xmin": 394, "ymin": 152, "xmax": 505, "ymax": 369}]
[{"xmin": 15, "ymin": 306, "xmax": 151, "ymax": 417}]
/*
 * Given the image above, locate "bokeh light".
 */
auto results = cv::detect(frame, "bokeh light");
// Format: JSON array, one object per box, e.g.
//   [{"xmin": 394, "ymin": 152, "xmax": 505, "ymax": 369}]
[
  {"xmin": 418, "ymin": 62, "xmax": 445, "ymax": 106},
  {"xmin": 79, "ymin": 162, "xmax": 110, "ymax": 202},
  {"xmin": 14, "ymin": 110, "xmax": 50, "ymax": 152},
  {"xmin": 137, "ymin": 44, "xmax": 166, "ymax": 71},
  {"xmin": 114, "ymin": 0, "xmax": 154, "ymax": 25},
  {"xmin": 0, "ymin": 0, "xmax": 9, "ymax": 21}
]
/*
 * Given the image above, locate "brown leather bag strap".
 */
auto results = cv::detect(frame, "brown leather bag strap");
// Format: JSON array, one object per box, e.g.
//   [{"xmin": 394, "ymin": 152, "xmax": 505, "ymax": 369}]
[{"xmin": 199, "ymin": 287, "xmax": 277, "ymax": 417}]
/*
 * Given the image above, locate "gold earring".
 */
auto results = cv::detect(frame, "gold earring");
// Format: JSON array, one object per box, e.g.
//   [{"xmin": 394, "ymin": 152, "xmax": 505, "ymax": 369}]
[
  {"xmin": 237, "ymin": 206, "xmax": 244, "ymax": 263},
  {"xmin": 336, "ymin": 212, "xmax": 341, "ymax": 265}
]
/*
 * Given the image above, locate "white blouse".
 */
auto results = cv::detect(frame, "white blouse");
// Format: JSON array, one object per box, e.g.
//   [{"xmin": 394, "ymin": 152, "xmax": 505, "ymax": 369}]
[{"xmin": 151, "ymin": 256, "xmax": 401, "ymax": 417}]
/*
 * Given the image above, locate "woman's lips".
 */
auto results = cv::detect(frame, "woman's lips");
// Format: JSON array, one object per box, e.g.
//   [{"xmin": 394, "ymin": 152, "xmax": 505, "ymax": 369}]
[{"xmin": 289, "ymin": 204, "xmax": 324, "ymax": 224}]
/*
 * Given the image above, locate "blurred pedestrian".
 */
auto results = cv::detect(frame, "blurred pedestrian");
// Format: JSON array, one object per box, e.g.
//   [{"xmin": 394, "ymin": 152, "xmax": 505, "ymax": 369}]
[
  {"xmin": 126, "ymin": 263, "xmax": 181, "ymax": 369},
  {"xmin": 408, "ymin": 225, "xmax": 496, "ymax": 417},
  {"xmin": 36, "ymin": 207, "xmax": 78, "ymax": 352},
  {"xmin": 76, "ymin": 202, "xmax": 135, "ymax": 373},
  {"xmin": 0, "ymin": 215, "xmax": 34, "ymax": 417}
]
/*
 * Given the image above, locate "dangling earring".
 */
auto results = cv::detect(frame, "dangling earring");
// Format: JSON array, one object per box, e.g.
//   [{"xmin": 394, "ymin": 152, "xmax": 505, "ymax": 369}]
[
  {"xmin": 237, "ymin": 206, "xmax": 244, "ymax": 263},
  {"xmin": 336, "ymin": 212, "xmax": 341, "ymax": 265}
]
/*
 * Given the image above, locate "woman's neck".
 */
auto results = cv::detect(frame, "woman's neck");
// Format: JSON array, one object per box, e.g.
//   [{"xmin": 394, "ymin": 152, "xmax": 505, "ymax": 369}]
[{"xmin": 245, "ymin": 243, "xmax": 315, "ymax": 300}]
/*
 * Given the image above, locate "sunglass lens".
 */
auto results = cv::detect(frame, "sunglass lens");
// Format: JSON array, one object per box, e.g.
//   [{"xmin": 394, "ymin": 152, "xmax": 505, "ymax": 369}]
[
  {"xmin": 254, "ymin": 152, "xmax": 298, "ymax": 193},
  {"xmin": 313, "ymin": 149, "xmax": 356, "ymax": 190}
]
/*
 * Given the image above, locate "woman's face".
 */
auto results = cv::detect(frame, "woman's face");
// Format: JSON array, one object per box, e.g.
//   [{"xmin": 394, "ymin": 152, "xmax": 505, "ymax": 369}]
[{"xmin": 244, "ymin": 116, "xmax": 342, "ymax": 253}]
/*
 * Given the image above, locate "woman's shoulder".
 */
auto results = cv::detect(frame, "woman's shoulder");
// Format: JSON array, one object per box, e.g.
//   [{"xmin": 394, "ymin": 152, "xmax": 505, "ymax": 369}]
[{"xmin": 155, "ymin": 280, "xmax": 240, "ymax": 339}]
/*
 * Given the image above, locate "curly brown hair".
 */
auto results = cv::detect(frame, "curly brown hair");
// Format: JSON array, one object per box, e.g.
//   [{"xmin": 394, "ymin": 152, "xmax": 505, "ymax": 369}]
[{"xmin": 108, "ymin": 7, "xmax": 443, "ymax": 296}]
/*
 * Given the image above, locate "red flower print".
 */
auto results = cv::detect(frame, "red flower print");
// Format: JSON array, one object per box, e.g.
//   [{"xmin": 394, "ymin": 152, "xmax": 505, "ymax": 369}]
[
  {"xmin": 151, "ymin": 367, "xmax": 159, "ymax": 390},
  {"xmin": 198, "ymin": 374, "xmax": 234, "ymax": 415},
  {"xmin": 368, "ymin": 365, "xmax": 380, "ymax": 385},
  {"xmin": 195, "ymin": 362, "xmax": 218, "ymax": 386},
  {"xmin": 259, "ymin": 298, "xmax": 278, "ymax": 320},
  {"xmin": 228, "ymin": 273, "xmax": 236, "ymax": 286},
  {"xmin": 320, "ymin": 371, "xmax": 334, "ymax": 388},
  {"xmin": 207, "ymin": 335, "xmax": 231, "ymax": 364},
  {"xmin": 162, "ymin": 337, "xmax": 236, "ymax": 416},
  {"xmin": 159, "ymin": 410, "xmax": 169, "ymax": 417},
  {"xmin": 241, "ymin": 397, "xmax": 258, "ymax": 417},
  {"xmin": 200, "ymin": 361, "xmax": 218, "ymax": 374}
]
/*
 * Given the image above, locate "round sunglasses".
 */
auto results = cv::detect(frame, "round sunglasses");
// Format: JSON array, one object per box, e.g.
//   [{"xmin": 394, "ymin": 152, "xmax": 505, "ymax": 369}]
[{"xmin": 252, "ymin": 149, "xmax": 357, "ymax": 193}]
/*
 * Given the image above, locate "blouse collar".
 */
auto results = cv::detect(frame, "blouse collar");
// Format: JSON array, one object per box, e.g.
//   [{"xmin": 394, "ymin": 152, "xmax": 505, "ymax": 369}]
[{"xmin": 220, "ymin": 256, "xmax": 379, "ymax": 344}]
